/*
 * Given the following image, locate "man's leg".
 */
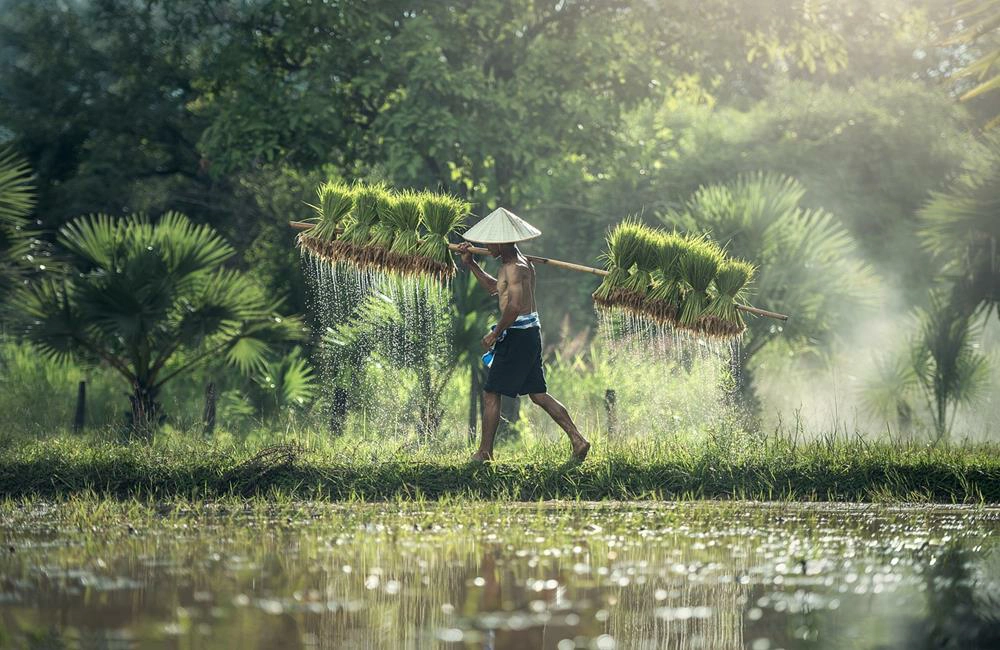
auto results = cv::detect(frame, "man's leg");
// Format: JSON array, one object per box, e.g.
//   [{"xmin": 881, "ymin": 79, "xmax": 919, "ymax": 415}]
[
  {"xmin": 473, "ymin": 390, "xmax": 501, "ymax": 461},
  {"xmin": 529, "ymin": 392, "xmax": 591, "ymax": 461}
]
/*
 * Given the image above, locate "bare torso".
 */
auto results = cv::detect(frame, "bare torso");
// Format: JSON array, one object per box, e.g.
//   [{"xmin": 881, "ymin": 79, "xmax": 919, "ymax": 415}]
[{"xmin": 496, "ymin": 256, "xmax": 537, "ymax": 316}]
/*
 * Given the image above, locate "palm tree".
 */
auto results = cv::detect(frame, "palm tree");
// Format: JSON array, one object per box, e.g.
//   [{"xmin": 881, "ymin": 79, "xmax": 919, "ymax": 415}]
[
  {"xmin": 919, "ymin": 144, "xmax": 1000, "ymax": 320},
  {"xmin": 945, "ymin": 0, "xmax": 1000, "ymax": 129},
  {"xmin": 0, "ymin": 148, "xmax": 36, "ymax": 315},
  {"xmin": 659, "ymin": 173, "xmax": 877, "ymax": 402},
  {"xmin": 16, "ymin": 212, "xmax": 303, "ymax": 436},
  {"xmin": 911, "ymin": 294, "xmax": 990, "ymax": 441}
]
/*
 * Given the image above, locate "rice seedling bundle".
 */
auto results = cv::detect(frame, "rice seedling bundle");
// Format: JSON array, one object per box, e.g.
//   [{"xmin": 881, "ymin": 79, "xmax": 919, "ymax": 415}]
[
  {"xmin": 385, "ymin": 190, "xmax": 423, "ymax": 275},
  {"xmin": 295, "ymin": 181, "xmax": 774, "ymax": 338},
  {"xmin": 621, "ymin": 226, "xmax": 661, "ymax": 300},
  {"xmin": 593, "ymin": 219, "xmax": 647, "ymax": 309},
  {"xmin": 678, "ymin": 235, "xmax": 724, "ymax": 330},
  {"xmin": 701, "ymin": 258, "xmax": 755, "ymax": 337},
  {"xmin": 322, "ymin": 182, "xmax": 391, "ymax": 267},
  {"xmin": 417, "ymin": 193, "xmax": 471, "ymax": 280},
  {"xmin": 646, "ymin": 232, "xmax": 686, "ymax": 324},
  {"xmin": 367, "ymin": 191, "xmax": 398, "ymax": 263},
  {"xmin": 312, "ymin": 181, "xmax": 354, "ymax": 241},
  {"xmin": 298, "ymin": 180, "xmax": 356, "ymax": 263}
]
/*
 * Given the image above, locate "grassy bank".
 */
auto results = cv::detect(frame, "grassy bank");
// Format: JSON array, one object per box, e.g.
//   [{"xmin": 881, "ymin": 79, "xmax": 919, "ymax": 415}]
[{"xmin": 1, "ymin": 430, "xmax": 999, "ymax": 502}]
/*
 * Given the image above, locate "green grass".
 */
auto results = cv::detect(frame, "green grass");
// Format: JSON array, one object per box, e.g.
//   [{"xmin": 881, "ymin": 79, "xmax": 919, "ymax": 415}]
[{"xmin": 1, "ymin": 430, "xmax": 997, "ymax": 502}]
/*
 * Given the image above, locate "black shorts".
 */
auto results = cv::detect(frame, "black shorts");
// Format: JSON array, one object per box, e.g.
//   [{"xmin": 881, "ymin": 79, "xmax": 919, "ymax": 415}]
[{"xmin": 483, "ymin": 328, "xmax": 547, "ymax": 398}]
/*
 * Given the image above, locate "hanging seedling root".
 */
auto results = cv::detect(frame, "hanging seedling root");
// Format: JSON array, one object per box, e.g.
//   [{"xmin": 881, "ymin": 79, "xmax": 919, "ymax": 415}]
[
  {"xmin": 296, "ymin": 182, "xmax": 471, "ymax": 285},
  {"xmin": 295, "ymin": 181, "xmax": 782, "ymax": 341},
  {"xmin": 592, "ymin": 220, "xmax": 757, "ymax": 341}
]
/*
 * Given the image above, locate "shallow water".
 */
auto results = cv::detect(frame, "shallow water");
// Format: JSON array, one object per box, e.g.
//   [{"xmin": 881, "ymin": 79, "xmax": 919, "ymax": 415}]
[{"xmin": 0, "ymin": 501, "xmax": 998, "ymax": 649}]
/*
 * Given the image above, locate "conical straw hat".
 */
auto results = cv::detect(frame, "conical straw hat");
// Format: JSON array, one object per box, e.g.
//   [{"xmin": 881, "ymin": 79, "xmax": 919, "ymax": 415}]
[{"xmin": 462, "ymin": 207, "xmax": 541, "ymax": 244}]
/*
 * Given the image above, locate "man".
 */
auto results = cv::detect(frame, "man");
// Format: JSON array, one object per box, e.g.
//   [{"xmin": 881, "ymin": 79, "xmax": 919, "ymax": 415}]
[{"xmin": 456, "ymin": 207, "xmax": 591, "ymax": 463}]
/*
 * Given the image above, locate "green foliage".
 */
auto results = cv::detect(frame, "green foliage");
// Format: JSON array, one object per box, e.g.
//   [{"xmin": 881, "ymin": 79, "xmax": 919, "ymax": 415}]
[
  {"xmin": 0, "ymin": 339, "xmax": 123, "ymax": 435},
  {"xmin": 863, "ymin": 295, "xmax": 991, "ymax": 441},
  {"xmin": 919, "ymin": 144, "xmax": 1000, "ymax": 319},
  {"xmin": 596, "ymin": 81, "xmax": 985, "ymax": 297},
  {"xmin": 322, "ymin": 279, "xmax": 455, "ymax": 438},
  {"xmin": 0, "ymin": 147, "xmax": 34, "ymax": 227},
  {"xmin": 1, "ymin": 429, "xmax": 998, "ymax": 502},
  {"xmin": 911, "ymin": 295, "xmax": 991, "ymax": 441},
  {"xmin": 0, "ymin": 148, "xmax": 37, "ymax": 314},
  {"xmin": 15, "ymin": 212, "xmax": 303, "ymax": 434},
  {"xmin": 594, "ymin": 219, "xmax": 749, "ymax": 337},
  {"xmin": 241, "ymin": 346, "xmax": 318, "ymax": 419},
  {"xmin": 946, "ymin": 0, "xmax": 1000, "ymax": 128},
  {"xmin": 662, "ymin": 173, "xmax": 876, "ymax": 376}
]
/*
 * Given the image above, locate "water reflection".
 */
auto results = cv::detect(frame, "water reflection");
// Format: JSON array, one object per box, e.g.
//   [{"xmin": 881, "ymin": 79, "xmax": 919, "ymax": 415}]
[{"xmin": 0, "ymin": 502, "xmax": 997, "ymax": 649}]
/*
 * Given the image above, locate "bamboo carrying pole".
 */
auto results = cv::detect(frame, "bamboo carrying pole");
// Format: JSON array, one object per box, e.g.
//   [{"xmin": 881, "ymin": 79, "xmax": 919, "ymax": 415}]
[{"xmin": 289, "ymin": 221, "xmax": 789, "ymax": 321}]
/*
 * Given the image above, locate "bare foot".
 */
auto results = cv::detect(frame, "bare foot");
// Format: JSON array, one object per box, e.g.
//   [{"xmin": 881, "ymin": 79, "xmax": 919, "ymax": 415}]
[
  {"xmin": 570, "ymin": 439, "xmax": 591, "ymax": 463},
  {"xmin": 470, "ymin": 450, "xmax": 493, "ymax": 463}
]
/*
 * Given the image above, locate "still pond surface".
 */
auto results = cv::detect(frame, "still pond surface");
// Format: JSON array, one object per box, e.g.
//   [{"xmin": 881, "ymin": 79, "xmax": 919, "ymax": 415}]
[{"xmin": 0, "ymin": 501, "xmax": 997, "ymax": 649}]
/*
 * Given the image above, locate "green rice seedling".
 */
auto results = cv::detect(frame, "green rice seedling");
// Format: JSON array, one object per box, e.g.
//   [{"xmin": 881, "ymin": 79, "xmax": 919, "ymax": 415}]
[
  {"xmin": 702, "ymin": 259, "xmax": 756, "ymax": 338},
  {"xmin": 379, "ymin": 190, "xmax": 424, "ymax": 275},
  {"xmin": 593, "ymin": 219, "xmax": 646, "ymax": 310},
  {"xmin": 330, "ymin": 182, "xmax": 388, "ymax": 267},
  {"xmin": 361, "ymin": 186, "xmax": 396, "ymax": 269},
  {"xmin": 417, "ymin": 193, "xmax": 471, "ymax": 280},
  {"xmin": 646, "ymin": 232, "xmax": 687, "ymax": 324},
  {"xmin": 678, "ymin": 235, "xmax": 724, "ymax": 331},
  {"xmin": 298, "ymin": 181, "xmax": 355, "ymax": 263},
  {"xmin": 312, "ymin": 181, "xmax": 354, "ymax": 241},
  {"xmin": 621, "ymin": 225, "xmax": 661, "ymax": 308}
]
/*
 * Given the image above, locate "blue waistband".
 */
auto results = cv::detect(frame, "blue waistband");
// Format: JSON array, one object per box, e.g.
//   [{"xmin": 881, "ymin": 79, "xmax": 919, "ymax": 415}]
[
  {"xmin": 507, "ymin": 311, "xmax": 540, "ymax": 330},
  {"xmin": 482, "ymin": 312, "xmax": 540, "ymax": 367}
]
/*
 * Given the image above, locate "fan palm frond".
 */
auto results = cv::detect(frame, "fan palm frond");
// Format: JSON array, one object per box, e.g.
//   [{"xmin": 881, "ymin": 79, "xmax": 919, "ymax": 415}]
[{"xmin": 0, "ymin": 148, "xmax": 35, "ymax": 226}]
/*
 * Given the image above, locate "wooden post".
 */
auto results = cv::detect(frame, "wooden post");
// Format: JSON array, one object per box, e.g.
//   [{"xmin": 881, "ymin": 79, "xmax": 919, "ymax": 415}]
[
  {"xmin": 203, "ymin": 382, "xmax": 217, "ymax": 436},
  {"xmin": 72, "ymin": 381, "xmax": 86, "ymax": 434},
  {"xmin": 329, "ymin": 387, "xmax": 348, "ymax": 436},
  {"xmin": 605, "ymin": 389, "xmax": 617, "ymax": 438}
]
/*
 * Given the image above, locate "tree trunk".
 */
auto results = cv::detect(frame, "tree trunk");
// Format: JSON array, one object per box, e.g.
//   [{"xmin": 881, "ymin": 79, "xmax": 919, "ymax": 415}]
[
  {"xmin": 202, "ymin": 382, "xmax": 217, "ymax": 436},
  {"xmin": 604, "ymin": 389, "xmax": 617, "ymax": 438},
  {"xmin": 329, "ymin": 387, "xmax": 348, "ymax": 436},
  {"xmin": 936, "ymin": 392, "xmax": 948, "ymax": 442},
  {"xmin": 72, "ymin": 381, "xmax": 86, "ymax": 434},
  {"xmin": 127, "ymin": 382, "xmax": 161, "ymax": 441}
]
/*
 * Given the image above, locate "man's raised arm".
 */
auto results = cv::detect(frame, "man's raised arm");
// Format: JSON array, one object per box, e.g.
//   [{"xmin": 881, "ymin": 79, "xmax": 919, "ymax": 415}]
[{"xmin": 456, "ymin": 242, "xmax": 498, "ymax": 295}]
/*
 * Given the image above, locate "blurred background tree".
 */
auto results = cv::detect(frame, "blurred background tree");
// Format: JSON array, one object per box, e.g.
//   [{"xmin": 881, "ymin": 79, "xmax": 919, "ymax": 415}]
[
  {"xmin": 15, "ymin": 212, "xmax": 303, "ymax": 436},
  {"xmin": 659, "ymin": 174, "xmax": 877, "ymax": 407},
  {"xmin": 0, "ymin": 148, "xmax": 36, "ymax": 316},
  {"xmin": 0, "ymin": 0, "xmax": 995, "ymax": 437}
]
